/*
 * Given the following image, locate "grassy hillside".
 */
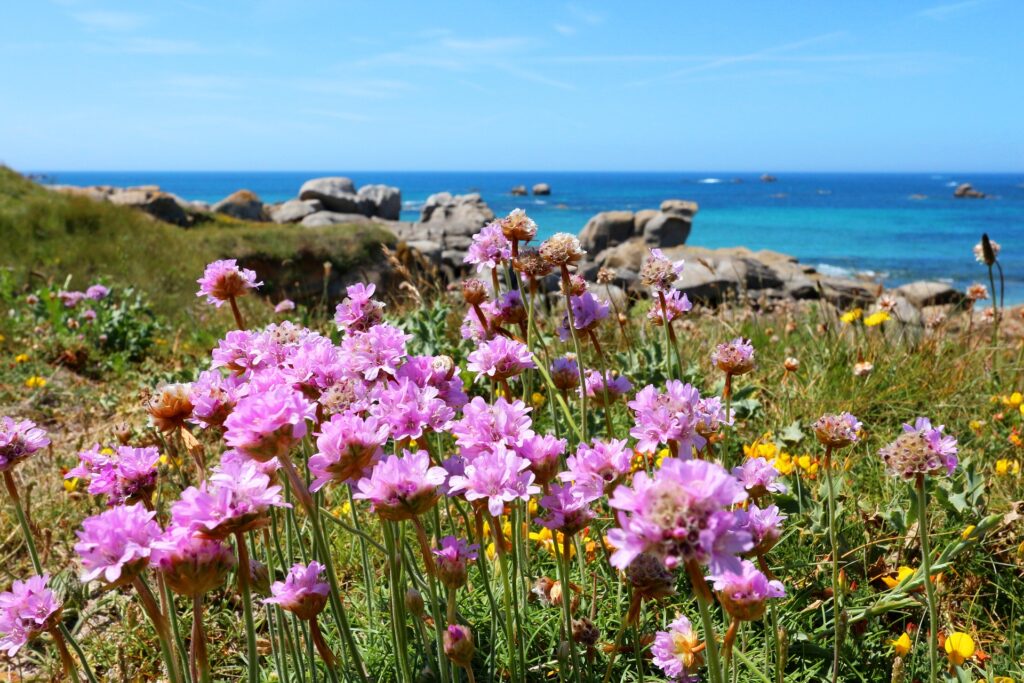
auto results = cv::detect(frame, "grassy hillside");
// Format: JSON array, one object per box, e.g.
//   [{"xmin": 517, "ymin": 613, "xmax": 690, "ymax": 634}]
[{"xmin": 0, "ymin": 167, "xmax": 396, "ymax": 317}]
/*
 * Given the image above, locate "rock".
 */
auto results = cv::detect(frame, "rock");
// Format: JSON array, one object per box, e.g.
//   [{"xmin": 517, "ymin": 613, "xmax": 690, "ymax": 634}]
[
  {"xmin": 659, "ymin": 199, "xmax": 699, "ymax": 217},
  {"xmin": 593, "ymin": 240, "xmax": 650, "ymax": 273},
  {"xmin": 673, "ymin": 263, "xmax": 740, "ymax": 306},
  {"xmin": 300, "ymin": 211, "xmax": 372, "ymax": 228},
  {"xmin": 532, "ymin": 183, "xmax": 551, "ymax": 195},
  {"xmin": 634, "ymin": 209, "xmax": 659, "ymax": 234},
  {"xmin": 953, "ymin": 183, "xmax": 986, "ymax": 199},
  {"xmin": 419, "ymin": 192, "xmax": 494, "ymax": 231},
  {"xmin": 579, "ymin": 211, "xmax": 636, "ymax": 254},
  {"xmin": 108, "ymin": 189, "xmax": 190, "ymax": 226},
  {"xmin": 893, "ymin": 281, "xmax": 965, "ymax": 307},
  {"xmin": 212, "ymin": 190, "xmax": 266, "ymax": 221},
  {"xmin": 510, "ymin": 185, "xmax": 528, "ymax": 196},
  {"xmin": 909, "ymin": 194, "xmax": 928, "ymax": 201},
  {"xmin": 299, "ymin": 177, "xmax": 360, "ymax": 212},
  {"xmin": 356, "ymin": 184, "xmax": 402, "ymax": 220},
  {"xmin": 405, "ymin": 240, "xmax": 443, "ymax": 263},
  {"xmin": 760, "ymin": 174, "xmax": 777, "ymax": 183},
  {"xmin": 268, "ymin": 199, "xmax": 322, "ymax": 224},
  {"xmin": 642, "ymin": 212, "xmax": 692, "ymax": 248},
  {"xmin": 818, "ymin": 278, "xmax": 876, "ymax": 309}
]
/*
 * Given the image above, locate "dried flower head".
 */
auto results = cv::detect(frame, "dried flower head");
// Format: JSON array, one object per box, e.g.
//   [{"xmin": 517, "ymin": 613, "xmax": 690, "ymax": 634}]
[
  {"xmin": 461, "ymin": 279, "xmax": 488, "ymax": 306},
  {"xmin": 147, "ymin": 383, "xmax": 194, "ymax": 432},
  {"xmin": 974, "ymin": 235, "xmax": 999, "ymax": 265},
  {"xmin": 513, "ymin": 247, "xmax": 555, "ymax": 281},
  {"xmin": 596, "ymin": 267, "xmax": 616, "ymax": 284},
  {"xmin": 783, "ymin": 357, "xmax": 800, "ymax": 372},
  {"xmin": 500, "ymin": 208, "xmax": 537, "ymax": 242},
  {"xmin": 539, "ymin": 233, "xmax": 585, "ymax": 267},
  {"xmin": 639, "ymin": 249, "xmax": 685, "ymax": 292},
  {"xmin": 966, "ymin": 283, "xmax": 989, "ymax": 301}
]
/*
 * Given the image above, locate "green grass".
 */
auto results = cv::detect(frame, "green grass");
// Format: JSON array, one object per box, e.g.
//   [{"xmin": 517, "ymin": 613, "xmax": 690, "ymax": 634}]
[{"xmin": 0, "ymin": 167, "xmax": 396, "ymax": 318}]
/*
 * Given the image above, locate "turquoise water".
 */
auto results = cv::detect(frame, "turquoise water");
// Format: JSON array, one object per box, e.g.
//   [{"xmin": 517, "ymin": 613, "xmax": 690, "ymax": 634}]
[{"xmin": 38, "ymin": 171, "xmax": 1024, "ymax": 300}]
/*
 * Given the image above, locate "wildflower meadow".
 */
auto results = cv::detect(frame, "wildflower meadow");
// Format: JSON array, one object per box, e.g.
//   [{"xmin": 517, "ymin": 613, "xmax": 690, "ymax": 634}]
[{"xmin": 1, "ymin": 213, "xmax": 1022, "ymax": 683}]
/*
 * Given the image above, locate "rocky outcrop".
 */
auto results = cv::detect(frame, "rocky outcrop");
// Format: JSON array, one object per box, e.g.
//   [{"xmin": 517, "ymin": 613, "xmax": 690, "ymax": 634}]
[
  {"xmin": 511, "ymin": 185, "xmax": 527, "ymax": 196},
  {"xmin": 893, "ymin": 281, "xmax": 964, "ymax": 307},
  {"xmin": 760, "ymin": 174, "xmax": 777, "ymax": 183},
  {"xmin": 579, "ymin": 200, "xmax": 699, "ymax": 255},
  {"xmin": 212, "ymin": 190, "xmax": 266, "ymax": 221},
  {"xmin": 107, "ymin": 188, "xmax": 191, "ymax": 226},
  {"xmin": 420, "ymin": 192, "xmax": 494, "ymax": 231},
  {"xmin": 953, "ymin": 183, "xmax": 986, "ymax": 199},
  {"xmin": 579, "ymin": 211, "xmax": 637, "ymax": 253},
  {"xmin": 267, "ymin": 199, "xmax": 322, "ymax": 224},
  {"xmin": 533, "ymin": 183, "xmax": 551, "ymax": 195},
  {"xmin": 357, "ymin": 184, "xmax": 402, "ymax": 220},
  {"xmin": 299, "ymin": 177, "xmax": 358, "ymax": 211},
  {"xmin": 301, "ymin": 211, "xmax": 373, "ymax": 228}
]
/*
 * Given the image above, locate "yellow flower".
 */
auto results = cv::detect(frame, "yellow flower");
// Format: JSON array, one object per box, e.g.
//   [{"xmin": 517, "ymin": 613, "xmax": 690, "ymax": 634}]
[
  {"xmin": 944, "ymin": 632, "xmax": 975, "ymax": 666},
  {"xmin": 881, "ymin": 566, "xmax": 917, "ymax": 589},
  {"xmin": 995, "ymin": 459, "xmax": 1021, "ymax": 476},
  {"xmin": 528, "ymin": 498, "xmax": 539, "ymax": 516},
  {"xmin": 969, "ymin": 420, "xmax": 985, "ymax": 433},
  {"xmin": 332, "ymin": 501, "xmax": 352, "ymax": 517},
  {"xmin": 24, "ymin": 376, "xmax": 46, "ymax": 389},
  {"xmin": 654, "ymin": 448, "xmax": 669, "ymax": 468},
  {"xmin": 63, "ymin": 477, "xmax": 79, "ymax": 493},
  {"xmin": 961, "ymin": 525, "xmax": 976, "ymax": 540},
  {"xmin": 1005, "ymin": 392, "xmax": 1024, "ymax": 408},
  {"xmin": 530, "ymin": 392, "xmax": 546, "ymax": 408},
  {"xmin": 154, "ymin": 338, "xmax": 168, "ymax": 346},
  {"xmin": 840, "ymin": 308, "xmax": 863, "ymax": 324},
  {"xmin": 863, "ymin": 311, "xmax": 890, "ymax": 327},
  {"xmin": 529, "ymin": 527, "xmax": 576, "ymax": 558},
  {"xmin": 14, "ymin": 353, "xmax": 29, "ymax": 364},
  {"xmin": 890, "ymin": 632, "xmax": 911, "ymax": 657},
  {"xmin": 773, "ymin": 452, "xmax": 796, "ymax": 475},
  {"xmin": 743, "ymin": 433, "xmax": 778, "ymax": 460}
]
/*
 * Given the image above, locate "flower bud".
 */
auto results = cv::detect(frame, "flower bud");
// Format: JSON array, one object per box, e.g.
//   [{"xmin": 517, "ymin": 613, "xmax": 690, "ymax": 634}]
[
  {"xmin": 461, "ymin": 279, "xmax": 488, "ymax": 305},
  {"xmin": 572, "ymin": 617, "xmax": 600, "ymax": 647},
  {"xmin": 147, "ymin": 383, "xmax": 194, "ymax": 432},
  {"xmin": 443, "ymin": 624, "xmax": 475, "ymax": 667},
  {"xmin": 250, "ymin": 559, "xmax": 271, "ymax": 597},
  {"xmin": 405, "ymin": 588, "xmax": 425, "ymax": 617}
]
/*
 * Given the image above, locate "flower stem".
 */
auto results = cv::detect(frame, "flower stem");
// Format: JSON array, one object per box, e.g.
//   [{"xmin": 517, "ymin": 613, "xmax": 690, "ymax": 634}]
[
  {"xmin": 133, "ymin": 575, "xmax": 184, "ymax": 683},
  {"xmin": 192, "ymin": 595, "xmax": 211, "ymax": 683},
  {"xmin": 228, "ymin": 295, "xmax": 246, "ymax": 330},
  {"xmin": 823, "ymin": 448, "xmax": 843, "ymax": 683},
  {"xmin": 560, "ymin": 265, "xmax": 588, "ymax": 443},
  {"xmin": 687, "ymin": 561, "xmax": 724, "ymax": 683},
  {"xmin": 234, "ymin": 532, "xmax": 259, "ymax": 683},
  {"xmin": 555, "ymin": 535, "xmax": 584, "ymax": 683},
  {"xmin": 49, "ymin": 627, "xmax": 80, "ymax": 682},
  {"xmin": 916, "ymin": 476, "xmax": 939, "ymax": 683}
]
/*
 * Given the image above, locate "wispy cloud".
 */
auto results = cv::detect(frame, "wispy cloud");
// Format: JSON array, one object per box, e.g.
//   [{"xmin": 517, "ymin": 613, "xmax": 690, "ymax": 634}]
[
  {"xmin": 72, "ymin": 10, "xmax": 148, "ymax": 32},
  {"xmin": 917, "ymin": 0, "xmax": 989, "ymax": 19},
  {"xmin": 567, "ymin": 4, "xmax": 604, "ymax": 25},
  {"xmin": 495, "ymin": 63, "xmax": 576, "ymax": 91},
  {"xmin": 553, "ymin": 24, "xmax": 577, "ymax": 36},
  {"xmin": 88, "ymin": 37, "xmax": 203, "ymax": 55},
  {"xmin": 440, "ymin": 37, "xmax": 530, "ymax": 51},
  {"xmin": 302, "ymin": 108, "xmax": 373, "ymax": 123}
]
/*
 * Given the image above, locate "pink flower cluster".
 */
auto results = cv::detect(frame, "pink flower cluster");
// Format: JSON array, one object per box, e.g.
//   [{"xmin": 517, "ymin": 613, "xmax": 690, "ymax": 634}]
[
  {"xmin": 66, "ymin": 444, "xmax": 161, "ymax": 505},
  {"xmin": 0, "ymin": 417, "xmax": 50, "ymax": 472},
  {"xmin": 0, "ymin": 574, "xmax": 61, "ymax": 655}
]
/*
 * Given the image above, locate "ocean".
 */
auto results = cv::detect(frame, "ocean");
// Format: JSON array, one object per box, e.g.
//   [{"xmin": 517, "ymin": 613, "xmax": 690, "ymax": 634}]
[{"xmin": 38, "ymin": 171, "xmax": 1024, "ymax": 302}]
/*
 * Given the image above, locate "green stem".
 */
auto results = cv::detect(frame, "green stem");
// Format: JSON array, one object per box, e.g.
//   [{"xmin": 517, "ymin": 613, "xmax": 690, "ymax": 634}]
[
  {"xmin": 235, "ymin": 532, "xmax": 259, "ymax": 683},
  {"xmin": 560, "ymin": 265, "xmax": 588, "ymax": 443},
  {"xmin": 384, "ymin": 523, "xmax": 416, "ymax": 682},
  {"xmin": 555, "ymin": 535, "xmax": 584, "ymax": 683},
  {"xmin": 917, "ymin": 476, "xmax": 939, "ymax": 683},
  {"xmin": 823, "ymin": 448, "xmax": 843, "ymax": 683},
  {"xmin": 192, "ymin": 595, "xmax": 212, "ymax": 683},
  {"xmin": 133, "ymin": 576, "xmax": 184, "ymax": 683},
  {"xmin": 693, "ymin": 582, "xmax": 725, "ymax": 683}
]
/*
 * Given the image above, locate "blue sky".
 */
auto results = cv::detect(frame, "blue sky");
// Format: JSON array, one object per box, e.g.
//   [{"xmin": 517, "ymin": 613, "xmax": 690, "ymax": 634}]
[{"xmin": 1, "ymin": 1, "xmax": 1021, "ymax": 171}]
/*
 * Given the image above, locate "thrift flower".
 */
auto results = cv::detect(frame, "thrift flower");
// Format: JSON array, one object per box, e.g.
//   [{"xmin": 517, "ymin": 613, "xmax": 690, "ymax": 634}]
[
  {"xmin": 711, "ymin": 337, "xmax": 756, "ymax": 376},
  {"xmin": 732, "ymin": 457, "xmax": 787, "ymax": 498},
  {"xmin": 466, "ymin": 336, "xmax": 535, "ymax": 382},
  {"xmin": 536, "ymin": 482, "xmax": 598, "ymax": 535},
  {"xmin": 813, "ymin": 413, "xmax": 862, "ymax": 449},
  {"xmin": 539, "ymin": 233, "xmax": 585, "ymax": 267},
  {"xmin": 147, "ymin": 383, "xmax": 194, "ymax": 432},
  {"xmin": 151, "ymin": 524, "xmax": 235, "ymax": 596},
  {"xmin": 0, "ymin": 417, "xmax": 50, "ymax": 472},
  {"xmin": 550, "ymin": 356, "xmax": 580, "ymax": 392},
  {"xmin": 264, "ymin": 561, "xmax": 329, "ymax": 620},
  {"xmin": 651, "ymin": 614, "xmax": 703, "ymax": 681},
  {"xmin": 75, "ymin": 503, "xmax": 161, "ymax": 586},
  {"xmin": 514, "ymin": 433, "xmax": 567, "ymax": 486},
  {"xmin": 878, "ymin": 417, "xmax": 958, "ymax": 480},
  {"xmin": 737, "ymin": 503, "xmax": 786, "ymax": 556},
  {"xmin": 448, "ymin": 446, "xmax": 539, "ymax": 517},
  {"xmin": 172, "ymin": 459, "xmax": 288, "ymax": 539},
  {"xmin": 433, "ymin": 537, "xmax": 479, "ymax": 589},
  {"xmin": 85, "ymin": 284, "xmax": 110, "ymax": 300},
  {"xmin": 333, "ymin": 283, "xmax": 384, "ymax": 333},
  {"xmin": 196, "ymin": 259, "xmax": 261, "ymax": 306},
  {"xmin": 310, "ymin": 411, "xmax": 388, "ymax": 490},
  {"xmin": 628, "ymin": 381, "xmax": 706, "ymax": 456},
  {"xmin": 354, "ymin": 450, "xmax": 447, "ymax": 521},
  {"xmin": 639, "ymin": 248, "xmax": 685, "ymax": 292},
  {"xmin": 0, "ymin": 574, "xmax": 61, "ymax": 656},
  {"xmin": 648, "ymin": 289, "xmax": 692, "ymax": 326},
  {"xmin": 708, "ymin": 559, "xmax": 785, "ymax": 621},
  {"xmin": 464, "ymin": 222, "xmax": 511, "ymax": 272},
  {"xmin": 581, "ymin": 370, "xmax": 633, "ymax": 406},
  {"xmin": 223, "ymin": 385, "xmax": 316, "ymax": 462},
  {"xmin": 561, "ymin": 439, "xmax": 632, "ymax": 496}
]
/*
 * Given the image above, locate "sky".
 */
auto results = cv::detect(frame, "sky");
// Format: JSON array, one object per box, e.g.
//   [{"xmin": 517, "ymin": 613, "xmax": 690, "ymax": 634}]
[{"xmin": 1, "ymin": 0, "xmax": 1021, "ymax": 172}]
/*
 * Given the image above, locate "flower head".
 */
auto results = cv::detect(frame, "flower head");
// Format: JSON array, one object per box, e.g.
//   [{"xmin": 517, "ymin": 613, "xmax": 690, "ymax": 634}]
[
  {"xmin": 607, "ymin": 458, "xmax": 750, "ymax": 572},
  {"xmin": 448, "ymin": 446, "xmax": 539, "ymax": 517},
  {"xmin": 467, "ymin": 336, "xmax": 535, "ymax": 382},
  {"xmin": 197, "ymin": 259, "xmax": 261, "ymax": 306},
  {"xmin": 354, "ymin": 450, "xmax": 447, "ymax": 521},
  {"xmin": 640, "ymin": 249, "xmax": 685, "ymax": 292},
  {"xmin": 224, "ymin": 385, "xmax": 316, "ymax": 462},
  {"xmin": 85, "ymin": 284, "xmax": 110, "ymax": 300},
  {"xmin": 499, "ymin": 208, "xmax": 537, "ymax": 242},
  {"xmin": 974, "ymin": 236, "xmax": 1000, "ymax": 265},
  {"xmin": 172, "ymin": 459, "xmax": 288, "ymax": 539},
  {"xmin": 451, "ymin": 397, "xmax": 533, "ymax": 460},
  {"xmin": 443, "ymin": 624, "xmax": 475, "ymax": 667},
  {"xmin": 341, "ymin": 323, "xmax": 410, "ymax": 382},
  {"xmin": 581, "ymin": 370, "xmax": 633, "ymax": 406},
  {"xmin": 736, "ymin": 503, "xmax": 786, "ymax": 556},
  {"xmin": 558, "ymin": 292, "xmax": 610, "ymax": 340},
  {"xmin": 711, "ymin": 338, "xmax": 756, "ymax": 376},
  {"xmin": 708, "ymin": 559, "xmax": 785, "ymax": 621},
  {"xmin": 465, "ymin": 222, "xmax": 511, "ymax": 272},
  {"xmin": 561, "ymin": 439, "xmax": 632, "ymax": 497},
  {"xmin": 813, "ymin": 412, "xmax": 862, "ymax": 449},
  {"xmin": 945, "ymin": 631, "xmax": 975, "ymax": 666},
  {"xmin": 0, "ymin": 575, "xmax": 61, "ymax": 656},
  {"xmin": 147, "ymin": 383, "xmax": 194, "ymax": 432},
  {"xmin": 732, "ymin": 457, "xmax": 787, "ymax": 499},
  {"xmin": 536, "ymin": 482, "xmax": 599, "ymax": 536},
  {"xmin": 550, "ymin": 356, "xmax": 580, "ymax": 392},
  {"xmin": 265, "ymin": 561, "xmax": 330, "ymax": 620},
  {"xmin": 151, "ymin": 524, "xmax": 235, "ymax": 596},
  {"xmin": 76, "ymin": 503, "xmax": 162, "ymax": 585},
  {"xmin": 74, "ymin": 445, "xmax": 161, "ymax": 506},
  {"xmin": 433, "ymin": 537, "xmax": 479, "ymax": 589},
  {"xmin": 190, "ymin": 370, "xmax": 246, "ymax": 429},
  {"xmin": 628, "ymin": 381, "xmax": 707, "ymax": 456},
  {"xmin": 512, "ymin": 247, "xmax": 554, "ymax": 281},
  {"xmin": 0, "ymin": 417, "xmax": 50, "ymax": 472},
  {"xmin": 652, "ymin": 614, "xmax": 703, "ymax": 681},
  {"xmin": 539, "ymin": 233, "xmax": 585, "ymax": 267},
  {"xmin": 310, "ymin": 411, "xmax": 387, "ymax": 490},
  {"xmin": 648, "ymin": 289, "xmax": 692, "ymax": 326},
  {"xmin": 878, "ymin": 417, "xmax": 958, "ymax": 480},
  {"xmin": 334, "ymin": 283, "xmax": 384, "ymax": 333},
  {"xmin": 513, "ymin": 433, "xmax": 566, "ymax": 486}
]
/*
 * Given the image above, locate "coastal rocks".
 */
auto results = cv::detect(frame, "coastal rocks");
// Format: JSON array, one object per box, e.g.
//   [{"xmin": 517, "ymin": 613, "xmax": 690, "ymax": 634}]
[
  {"xmin": 893, "ymin": 280, "xmax": 964, "ymax": 307},
  {"xmin": 760, "ymin": 174, "xmax": 778, "ymax": 183},
  {"xmin": 578, "ymin": 200, "xmax": 699, "ymax": 254},
  {"xmin": 642, "ymin": 212, "xmax": 692, "ymax": 248},
  {"xmin": 212, "ymin": 190, "xmax": 266, "ymax": 221},
  {"xmin": 301, "ymin": 211, "xmax": 372, "ymax": 228},
  {"xmin": 108, "ymin": 188, "xmax": 191, "ymax": 226},
  {"xmin": 267, "ymin": 199, "xmax": 322, "ymax": 224},
  {"xmin": 356, "ymin": 184, "xmax": 402, "ymax": 220},
  {"xmin": 953, "ymin": 183, "xmax": 986, "ymax": 199},
  {"xmin": 420, "ymin": 192, "xmax": 494, "ymax": 231},
  {"xmin": 511, "ymin": 185, "xmax": 528, "ymax": 196},
  {"xmin": 580, "ymin": 211, "xmax": 637, "ymax": 253},
  {"xmin": 533, "ymin": 183, "xmax": 551, "ymax": 195},
  {"xmin": 299, "ymin": 177, "xmax": 356, "ymax": 208}
]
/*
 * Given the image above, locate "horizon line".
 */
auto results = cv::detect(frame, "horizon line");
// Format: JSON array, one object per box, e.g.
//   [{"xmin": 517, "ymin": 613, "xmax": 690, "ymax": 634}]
[{"xmin": 19, "ymin": 168, "xmax": 1024, "ymax": 176}]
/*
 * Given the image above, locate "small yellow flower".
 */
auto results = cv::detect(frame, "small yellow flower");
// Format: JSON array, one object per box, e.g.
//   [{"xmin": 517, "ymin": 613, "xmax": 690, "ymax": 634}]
[
  {"xmin": 863, "ymin": 311, "xmax": 890, "ymax": 327},
  {"xmin": 944, "ymin": 632, "xmax": 975, "ymax": 667},
  {"xmin": 890, "ymin": 632, "xmax": 911, "ymax": 657},
  {"xmin": 154, "ymin": 338, "xmax": 168, "ymax": 346},
  {"xmin": 961, "ymin": 525, "xmax": 976, "ymax": 540},
  {"xmin": 655, "ymin": 448, "xmax": 670, "ymax": 468},
  {"xmin": 14, "ymin": 353, "xmax": 29, "ymax": 364},
  {"xmin": 332, "ymin": 501, "xmax": 352, "ymax": 517},
  {"xmin": 969, "ymin": 420, "xmax": 985, "ymax": 433},
  {"xmin": 1006, "ymin": 392, "xmax": 1024, "ymax": 408},
  {"xmin": 530, "ymin": 392, "xmax": 546, "ymax": 408},
  {"xmin": 840, "ymin": 308, "xmax": 863, "ymax": 324},
  {"xmin": 881, "ymin": 566, "xmax": 917, "ymax": 589},
  {"xmin": 995, "ymin": 459, "xmax": 1021, "ymax": 476},
  {"xmin": 24, "ymin": 376, "xmax": 46, "ymax": 389},
  {"xmin": 63, "ymin": 477, "xmax": 79, "ymax": 493}
]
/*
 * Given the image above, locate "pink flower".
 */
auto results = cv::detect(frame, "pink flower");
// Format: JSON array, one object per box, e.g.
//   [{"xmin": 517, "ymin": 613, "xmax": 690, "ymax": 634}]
[
  {"xmin": 354, "ymin": 450, "xmax": 447, "ymax": 521},
  {"xmin": 151, "ymin": 524, "xmax": 235, "ymax": 596},
  {"xmin": 513, "ymin": 433, "xmax": 567, "ymax": 486},
  {"xmin": 813, "ymin": 412, "xmax": 862, "ymax": 449},
  {"xmin": 536, "ymin": 482, "xmax": 598, "ymax": 535},
  {"xmin": 560, "ymin": 439, "xmax": 632, "ymax": 497},
  {"xmin": 190, "ymin": 370, "xmax": 246, "ymax": 429},
  {"xmin": 652, "ymin": 614, "xmax": 702, "ymax": 681},
  {"xmin": 695, "ymin": 396, "xmax": 733, "ymax": 437},
  {"xmin": 196, "ymin": 259, "xmax": 261, "ymax": 307},
  {"xmin": 68, "ymin": 445, "xmax": 161, "ymax": 506},
  {"xmin": 370, "ymin": 378, "xmax": 454, "ymax": 441},
  {"xmin": 334, "ymin": 283, "xmax": 384, "ymax": 333},
  {"xmin": 648, "ymin": 289, "xmax": 692, "ymax": 325},
  {"xmin": 172, "ymin": 459, "xmax": 289, "ymax": 539},
  {"xmin": 558, "ymin": 292, "xmax": 610, "ymax": 341},
  {"xmin": 341, "ymin": 324, "xmax": 410, "ymax": 382},
  {"xmin": 75, "ymin": 503, "xmax": 162, "ymax": 585},
  {"xmin": 466, "ymin": 337, "xmax": 535, "ymax": 382},
  {"xmin": 223, "ymin": 385, "xmax": 316, "ymax": 462},
  {"xmin": 732, "ymin": 457, "xmax": 787, "ymax": 498},
  {"xmin": 640, "ymin": 249, "xmax": 685, "ymax": 292},
  {"xmin": 58, "ymin": 290, "xmax": 86, "ymax": 308},
  {"xmin": 878, "ymin": 417, "xmax": 958, "ymax": 480},
  {"xmin": 0, "ymin": 574, "xmax": 61, "ymax": 656},
  {"xmin": 550, "ymin": 356, "xmax": 580, "ymax": 392},
  {"xmin": 711, "ymin": 337, "xmax": 755, "ymax": 375},
  {"xmin": 451, "ymin": 397, "xmax": 533, "ymax": 460},
  {"xmin": 211, "ymin": 330, "xmax": 273, "ymax": 376},
  {"xmin": 309, "ymin": 411, "xmax": 388, "ymax": 490},
  {"xmin": 433, "ymin": 537, "xmax": 479, "ymax": 589},
  {"xmin": 0, "ymin": 417, "xmax": 50, "ymax": 472},
  {"xmin": 607, "ymin": 458, "xmax": 750, "ymax": 572},
  {"xmin": 264, "ymin": 561, "xmax": 330, "ymax": 620},
  {"xmin": 275, "ymin": 299, "xmax": 296, "ymax": 313},
  {"xmin": 708, "ymin": 559, "xmax": 785, "ymax": 621},
  {"xmin": 447, "ymin": 446, "xmax": 539, "ymax": 517},
  {"xmin": 736, "ymin": 504, "xmax": 786, "ymax": 556},
  {"xmin": 395, "ymin": 355, "xmax": 468, "ymax": 410},
  {"xmin": 464, "ymin": 222, "xmax": 511, "ymax": 272},
  {"xmin": 581, "ymin": 370, "xmax": 633, "ymax": 406},
  {"xmin": 85, "ymin": 284, "xmax": 110, "ymax": 300},
  {"xmin": 628, "ymin": 381, "xmax": 706, "ymax": 456}
]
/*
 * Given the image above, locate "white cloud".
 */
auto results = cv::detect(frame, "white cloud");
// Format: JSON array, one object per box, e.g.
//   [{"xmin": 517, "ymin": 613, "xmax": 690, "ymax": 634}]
[
  {"xmin": 72, "ymin": 10, "xmax": 148, "ymax": 32},
  {"xmin": 917, "ymin": 0, "xmax": 989, "ymax": 19},
  {"xmin": 553, "ymin": 24, "xmax": 577, "ymax": 36}
]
